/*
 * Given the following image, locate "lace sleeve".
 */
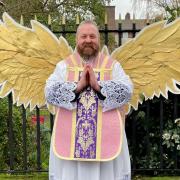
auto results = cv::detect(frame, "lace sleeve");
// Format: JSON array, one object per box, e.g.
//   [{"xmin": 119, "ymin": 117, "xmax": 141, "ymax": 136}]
[
  {"xmin": 45, "ymin": 81, "xmax": 77, "ymax": 110},
  {"xmin": 99, "ymin": 80, "xmax": 131, "ymax": 111},
  {"xmin": 45, "ymin": 61, "xmax": 77, "ymax": 110},
  {"xmin": 98, "ymin": 61, "xmax": 133, "ymax": 112}
]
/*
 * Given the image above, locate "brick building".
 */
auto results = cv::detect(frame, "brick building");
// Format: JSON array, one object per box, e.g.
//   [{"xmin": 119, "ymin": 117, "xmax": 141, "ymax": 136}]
[{"xmin": 105, "ymin": 6, "xmax": 148, "ymax": 45}]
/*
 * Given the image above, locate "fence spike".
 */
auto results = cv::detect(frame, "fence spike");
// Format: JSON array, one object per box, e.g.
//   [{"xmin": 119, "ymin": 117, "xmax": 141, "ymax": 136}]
[
  {"xmin": 174, "ymin": 11, "xmax": 177, "ymax": 19},
  {"xmin": 105, "ymin": 12, "xmax": 107, "ymax": 25},
  {"xmin": 76, "ymin": 14, "xmax": 80, "ymax": 25},
  {"xmin": 48, "ymin": 14, "xmax": 52, "ymax": 25},
  {"xmin": 133, "ymin": 13, "xmax": 136, "ymax": 23},
  {"xmin": 34, "ymin": 14, "xmax": 37, "ymax": 21},
  {"xmin": 118, "ymin": 13, "xmax": 121, "ymax": 23},
  {"xmin": 146, "ymin": 13, "xmax": 149, "ymax": 24},
  {"xmin": 62, "ymin": 15, "xmax": 66, "ymax": 25},
  {"xmin": 59, "ymin": 18, "xmax": 61, "ymax": 25},
  {"xmin": 20, "ymin": 15, "xmax": 24, "ymax": 25}
]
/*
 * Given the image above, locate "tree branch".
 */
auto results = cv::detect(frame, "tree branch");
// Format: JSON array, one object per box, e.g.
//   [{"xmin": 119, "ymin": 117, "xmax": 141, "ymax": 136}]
[
  {"xmin": 55, "ymin": 0, "xmax": 70, "ymax": 9},
  {"xmin": 43, "ymin": 0, "xmax": 49, "ymax": 9},
  {"xmin": 0, "ymin": 1, "xmax": 5, "ymax": 7}
]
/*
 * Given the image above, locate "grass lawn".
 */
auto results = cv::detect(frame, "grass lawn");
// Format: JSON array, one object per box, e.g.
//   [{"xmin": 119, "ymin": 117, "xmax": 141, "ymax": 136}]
[
  {"xmin": 0, "ymin": 174, "xmax": 179, "ymax": 180},
  {"xmin": 0, "ymin": 174, "xmax": 48, "ymax": 180},
  {"xmin": 135, "ymin": 176, "xmax": 180, "ymax": 180}
]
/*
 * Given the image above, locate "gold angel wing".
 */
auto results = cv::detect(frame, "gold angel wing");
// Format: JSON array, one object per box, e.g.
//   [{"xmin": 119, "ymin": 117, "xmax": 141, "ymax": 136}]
[
  {"xmin": 0, "ymin": 13, "xmax": 73, "ymax": 111},
  {"xmin": 112, "ymin": 18, "xmax": 180, "ymax": 111}
]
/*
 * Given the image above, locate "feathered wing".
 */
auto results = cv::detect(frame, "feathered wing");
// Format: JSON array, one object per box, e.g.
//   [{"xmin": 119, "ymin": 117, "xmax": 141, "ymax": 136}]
[
  {"xmin": 0, "ymin": 13, "xmax": 73, "ymax": 112},
  {"xmin": 112, "ymin": 18, "xmax": 180, "ymax": 111}
]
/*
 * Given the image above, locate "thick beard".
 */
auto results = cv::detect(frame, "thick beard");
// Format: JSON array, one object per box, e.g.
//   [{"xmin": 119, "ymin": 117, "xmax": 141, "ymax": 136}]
[{"xmin": 77, "ymin": 43, "xmax": 99, "ymax": 61}]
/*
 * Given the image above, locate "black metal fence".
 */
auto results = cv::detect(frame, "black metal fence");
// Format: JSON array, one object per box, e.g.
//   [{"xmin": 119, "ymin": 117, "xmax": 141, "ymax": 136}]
[{"xmin": 0, "ymin": 21, "xmax": 180, "ymax": 176}]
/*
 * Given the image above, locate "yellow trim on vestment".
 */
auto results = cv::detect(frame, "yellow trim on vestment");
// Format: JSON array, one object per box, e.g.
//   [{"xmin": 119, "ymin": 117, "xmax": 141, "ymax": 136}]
[
  {"xmin": 70, "ymin": 54, "xmax": 78, "ymax": 66},
  {"xmin": 52, "ymin": 108, "xmax": 60, "ymax": 158},
  {"xmin": 109, "ymin": 109, "xmax": 123, "ymax": 161},
  {"xmin": 96, "ymin": 53, "xmax": 101, "ymax": 68},
  {"xmin": 70, "ymin": 66, "xmax": 79, "ymax": 158},
  {"xmin": 96, "ymin": 105, "xmax": 102, "ymax": 159},
  {"xmin": 96, "ymin": 68, "xmax": 104, "ymax": 159},
  {"xmin": 101, "ymin": 56, "xmax": 109, "ymax": 68},
  {"xmin": 67, "ymin": 67, "xmax": 112, "ymax": 73}
]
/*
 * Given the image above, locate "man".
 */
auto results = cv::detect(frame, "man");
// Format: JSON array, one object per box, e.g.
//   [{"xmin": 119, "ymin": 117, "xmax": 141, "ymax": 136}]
[{"xmin": 45, "ymin": 20, "xmax": 133, "ymax": 180}]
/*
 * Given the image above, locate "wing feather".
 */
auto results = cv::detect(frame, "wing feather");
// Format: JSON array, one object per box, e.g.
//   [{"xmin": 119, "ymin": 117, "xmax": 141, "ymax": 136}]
[
  {"xmin": 0, "ymin": 13, "xmax": 73, "ymax": 113},
  {"xmin": 112, "ymin": 18, "xmax": 180, "ymax": 111}
]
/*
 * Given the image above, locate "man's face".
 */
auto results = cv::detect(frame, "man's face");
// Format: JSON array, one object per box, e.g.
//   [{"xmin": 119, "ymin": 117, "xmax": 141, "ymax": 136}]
[{"xmin": 76, "ymin": 23, "xmax": 100, "ymax": 59}]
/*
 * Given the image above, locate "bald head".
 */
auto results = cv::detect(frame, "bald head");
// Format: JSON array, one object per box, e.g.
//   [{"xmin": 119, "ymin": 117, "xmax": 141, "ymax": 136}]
[
  {"xmin": 76, "ymin": 20, "xmax": 99, "ymax": 37},
  {"xmin": 76, "ymin": 20, "xmax": 100, "ymax": 60}
]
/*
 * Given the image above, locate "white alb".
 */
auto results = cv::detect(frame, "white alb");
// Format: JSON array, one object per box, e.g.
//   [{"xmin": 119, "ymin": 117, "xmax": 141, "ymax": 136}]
[{"xmin": 45, "ymin": 59, "xmax": 133, "ymax": 180}]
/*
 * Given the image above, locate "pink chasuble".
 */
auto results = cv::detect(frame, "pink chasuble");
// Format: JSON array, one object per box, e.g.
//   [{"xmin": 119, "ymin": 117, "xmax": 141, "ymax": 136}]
[{"xmin": 52, "ymin": 53, "xmax": 124, "ymax": 161}]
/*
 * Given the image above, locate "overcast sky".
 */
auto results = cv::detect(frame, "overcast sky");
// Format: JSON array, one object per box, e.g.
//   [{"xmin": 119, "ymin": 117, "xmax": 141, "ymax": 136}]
[
  {"xmin": 110, "ymin": 0, "xmax": 133, "ymax": 19},
  {"xmin": 110, "ymin": 0, "xmax": 145, "ymax": 19}
]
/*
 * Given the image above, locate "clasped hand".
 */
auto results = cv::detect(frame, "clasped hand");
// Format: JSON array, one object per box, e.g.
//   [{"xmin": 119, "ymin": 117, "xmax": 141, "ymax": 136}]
[{"xmin": 75, "ymin": 65, "xmax": 100, "ymax": 93}]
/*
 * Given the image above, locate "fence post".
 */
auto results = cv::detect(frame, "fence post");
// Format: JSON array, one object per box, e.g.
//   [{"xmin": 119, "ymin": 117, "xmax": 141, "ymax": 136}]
[
  {"xmin": 7, "ymin": 93, "xmax": 14, "ymax": 171},
  {"xmin": 145, "ymin": 100, "xmax": 150, "ymax": 168},
  {"xmin": 118, "ymin": 14, "xmax": 122, "ymax": 46},
  {"xmin": 104, "ymin": 13, "xmax": 108, "ymax": 46},
  {"xmin": 132, "ymin": 21, "xmax": 136, "ymax": 38},
  {"xmin": 131, "ymin": 111, "xmax": 138, "ymax": 173},
  {"xmin": 173, "ymin": 95, "xmax": 178, "ymax": 169},
  {"xmin": 131, "ymin": 17, "xmax": 137, "ymax": 172},
  {"xmin": 159, "ymin": 97, "xmax": 164, "ymax": 169},
  {"xmin": 62, "ymin": 15, "xmax": 66, "ymax": 38},
  {"xmin": 50, "ymin": 113, "xmax": 54, "ymax": 134},
  {"xmin": 22, "ymin": 106, "xmax": 27, "ymax": 171},
  {"xmin": 118, "ymin": 20, "xmax": 122, "ymax": 46},
  {"xmin": 47, "ymin": 14, "xmax": 55, "ymax": 135},
  {"xmin": 36, "ymin": 107, "xmax": 41, "ymax": 170}
]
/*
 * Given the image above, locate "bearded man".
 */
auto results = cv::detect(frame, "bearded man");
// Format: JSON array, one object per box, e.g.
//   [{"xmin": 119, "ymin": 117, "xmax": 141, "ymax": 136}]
[{"xmin": 45, "ymin": 20, "xmax": 133, "ymax": 180}]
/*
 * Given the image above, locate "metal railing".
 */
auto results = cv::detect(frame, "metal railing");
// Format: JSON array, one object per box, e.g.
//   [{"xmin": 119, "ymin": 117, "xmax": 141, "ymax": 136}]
[{"xmin": 0, "ymin": 21, "xmax": 179, "ymax": 176}]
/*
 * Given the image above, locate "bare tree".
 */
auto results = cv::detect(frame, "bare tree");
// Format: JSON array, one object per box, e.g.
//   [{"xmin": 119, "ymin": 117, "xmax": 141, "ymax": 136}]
[
  {"xmin": 132, "ymin": 0, "xmax": 180, "ymax": 19},
  {"xmin": 0, "ymin": 1, "xmax": 5, "ymax": 8}
]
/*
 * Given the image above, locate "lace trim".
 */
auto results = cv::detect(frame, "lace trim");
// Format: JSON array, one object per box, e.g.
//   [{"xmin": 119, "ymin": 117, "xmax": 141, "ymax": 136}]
[
  {"xmin": 121, "ymin": 174, "xmax": 131, "ymax": 180},
  {"xmin": 45, "ymin": 82, "xmax": 77, "ymax": 110},
  {"xmin": 99, "ymin": 80, "xmax": 131, "ymax": 111}
]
